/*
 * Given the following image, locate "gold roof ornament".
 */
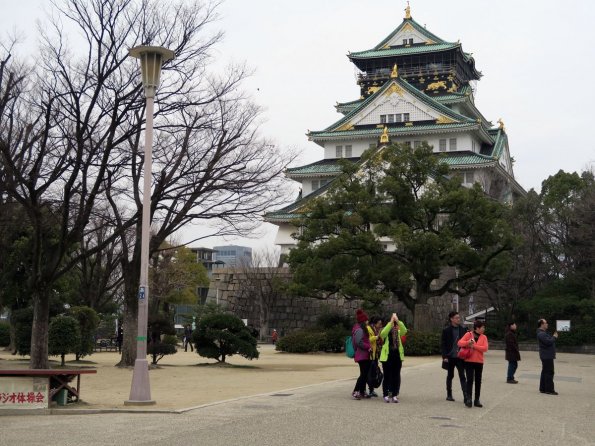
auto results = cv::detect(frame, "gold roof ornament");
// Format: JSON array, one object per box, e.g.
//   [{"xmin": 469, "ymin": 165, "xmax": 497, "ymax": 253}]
[
  {"xmin": 405, "ymin": 1, "xmax": 411, "ymax": 19},
  {"xmin": 380, "ymin": 126, "xmax": 390, "ymax": 144},
  {"xmin": 497, "ymin": 118, "xmax": 505, "ymax": 130},
  {"xmin": 390, "ymin": 64, "xmax": 399, "ymax": 78}
]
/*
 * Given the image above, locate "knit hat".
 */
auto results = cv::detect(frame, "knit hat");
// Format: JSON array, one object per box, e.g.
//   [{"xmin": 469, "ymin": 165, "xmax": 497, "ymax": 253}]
[{"xmin": 356, "ymin": 309, "xmax": 369, "ymax": 323}]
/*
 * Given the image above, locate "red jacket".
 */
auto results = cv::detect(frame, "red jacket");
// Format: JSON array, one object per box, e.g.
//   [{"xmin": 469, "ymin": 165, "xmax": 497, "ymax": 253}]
[{"xmin": 457, "ymin": 331, "xmax": 489, "ymax": 364}]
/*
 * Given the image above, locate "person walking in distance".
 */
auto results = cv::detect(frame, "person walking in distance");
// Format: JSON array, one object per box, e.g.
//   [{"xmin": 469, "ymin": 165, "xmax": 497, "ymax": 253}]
[
  {"xmin": 537, "ymin": 319, "xmax": 559, "ymax": 395},
  {"xmin": 271, "ymin": 329, "xmax": 278, "ymax": 346},
  {"xmin": 184, "ymin": 324, "xmax": 194, "ymax": 352},
  {"xmin": 351, "ymin": 309, "xmax": 371, "ymax": 400},
  {"xmin": 458, "ymin": 320, "xmax": 489, "ymax": 408},
  {"xmin": 505, "ymin": 322, "xmax": 521, "ymax": 383},
  {"xmin": 440, "ymin": 311, "xmax": 468, "ymax": 401}
]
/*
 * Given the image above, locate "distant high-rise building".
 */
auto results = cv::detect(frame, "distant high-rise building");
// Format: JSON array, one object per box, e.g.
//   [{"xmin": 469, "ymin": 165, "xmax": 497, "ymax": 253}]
[{"xmin": 213, "ymin": 245, "xmax": 252, "ymax": 268}]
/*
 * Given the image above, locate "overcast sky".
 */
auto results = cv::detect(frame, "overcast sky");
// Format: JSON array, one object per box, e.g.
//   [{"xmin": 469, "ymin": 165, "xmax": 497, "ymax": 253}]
[{"xmin": 3, "ymin": 0, "xmax": 595, "ymax": 251}]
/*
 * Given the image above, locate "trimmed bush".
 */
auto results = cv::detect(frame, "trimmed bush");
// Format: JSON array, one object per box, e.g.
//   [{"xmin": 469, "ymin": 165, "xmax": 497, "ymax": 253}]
[
  {"xmin": 192, "ymin": 313, "xmax": 259, "ymax": 363},
  {"xmin": 275, "ymin": 330, "xmax": 327, "ymax": 353},
  {"xmin": 49, "ymin": 315, "xmax": 82, "ymax": 366},
  {"xmin": 69, "ymin": 306, "xmax": 100, "ymax": 360},
  {"xmin": 147, "ymin": 334, "xmax": 178, "ymax": 364},
  {"xmin": 13, "ymin": 308, "xmax": 33, "ymax": 356},
  {"xmin": 0, "ymin": 322, "xmax": 10, "ymax": 347},
  {"xmin": 403, "ymin": 331, "xmax": 440, "ymax": 356},
  {"xmin": 315, "ymin": 312, "xmax": 352, "ymax": 331}
]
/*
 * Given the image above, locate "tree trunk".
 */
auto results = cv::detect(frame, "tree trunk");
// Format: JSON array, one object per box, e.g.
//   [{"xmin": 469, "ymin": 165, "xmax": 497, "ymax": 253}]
[
  {"xmin": 61, "ymin": 353, "xmax": 65, "ymax": 366},
  {"xmin": 8, "ymin": 313, "xmax": 16, "ymax": 354},
  {"xmin": 116, "ymin": 293, "xmax": 138, "ymax": 367},
  {"xmin": 258, "ymin": 295, "xmax": 269, "ymax": 341},
  {"xmin": 29, "ymin": 294, "xmax": 50, "ymax": 369},
  {"xmin": 413, "ymin": 303, "xmax": 432, "ymax": 332}
]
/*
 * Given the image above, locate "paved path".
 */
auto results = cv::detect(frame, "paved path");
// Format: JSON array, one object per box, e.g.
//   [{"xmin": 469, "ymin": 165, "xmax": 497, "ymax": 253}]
[{"xmin": 1, "ymin": 351, "xmax": 593, "ymax": 446}]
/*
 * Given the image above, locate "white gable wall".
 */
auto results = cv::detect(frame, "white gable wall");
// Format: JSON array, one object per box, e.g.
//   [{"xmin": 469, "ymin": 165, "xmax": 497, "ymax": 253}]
[
  {"xmin": 385, "ymin": 27, "xmax": 432, "ymax": 47},
  {"xmin": 320, "ymin": 132, "xmax": 480, "ymax": 158}
]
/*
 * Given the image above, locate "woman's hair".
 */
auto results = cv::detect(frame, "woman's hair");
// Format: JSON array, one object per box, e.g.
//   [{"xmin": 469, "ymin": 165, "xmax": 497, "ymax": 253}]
[
  {"xmin": 369, "ymin": 316, "xmax": 382, "ymax": 325},
  {"xmin": 473, "ymin": 320, "xmax": 485, "ymax": 330}
]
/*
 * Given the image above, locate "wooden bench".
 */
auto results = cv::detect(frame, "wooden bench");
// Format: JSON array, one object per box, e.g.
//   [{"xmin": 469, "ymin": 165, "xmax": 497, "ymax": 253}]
[{"xmin": 0, "ymin": 369, "xmax": 97, "ymax": 405}]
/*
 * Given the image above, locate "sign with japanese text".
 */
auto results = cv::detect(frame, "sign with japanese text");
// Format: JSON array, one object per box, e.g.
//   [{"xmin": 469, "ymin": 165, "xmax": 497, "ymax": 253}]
[
  {"xmin": 138, "ymin": 286, "xmax": 145, "ymax": 300},
  {"xmin": 0, "ymin": 377, "xmax": 49, "ymax": 409}
]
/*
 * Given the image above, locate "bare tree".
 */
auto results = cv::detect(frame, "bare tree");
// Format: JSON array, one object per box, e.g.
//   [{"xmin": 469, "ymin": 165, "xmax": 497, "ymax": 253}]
[
  {"xmin": 1, "ymin": 0, "xmax": 294, "ymax": 368},
  {"xmin": 235, "ymin": 248, "xmax": 290, "ymax": 340}
]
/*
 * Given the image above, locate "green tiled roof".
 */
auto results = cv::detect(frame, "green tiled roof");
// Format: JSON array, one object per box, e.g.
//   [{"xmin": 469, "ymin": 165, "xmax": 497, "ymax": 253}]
[
  {"xmin": 310, "ymin": 122, "xmax": 480, "ymax": 139},
  {"xmin": 374, "ymin": 17, "xmax": 448, "ymax": 50},
  {"xmin": 349, "ymin": 42, "xmax": 459, "ymax": 60},
  {"xmin": 433, "ymin": 85, "xmax": 473, "ymax": 104},
  {"xmin": 287, "ymin": 158, "xmax": 359, "ymax": 176},
  {"xmin": 439, "ymin": 151, "xmax": 495, "ymax": 167}
]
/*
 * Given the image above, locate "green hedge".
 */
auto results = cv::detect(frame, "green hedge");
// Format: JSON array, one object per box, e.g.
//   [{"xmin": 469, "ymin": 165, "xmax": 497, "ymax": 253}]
[
  {"xmin": 0, "ymin": 322, "xmax": 10, "ymax": 347},
  {"xmin": 275, "ymin": 326, "xmax": 351, "ymax": 354},
  {"xmin": 403, "ymin": 331, "xmax": 441, "ymax": 356}
]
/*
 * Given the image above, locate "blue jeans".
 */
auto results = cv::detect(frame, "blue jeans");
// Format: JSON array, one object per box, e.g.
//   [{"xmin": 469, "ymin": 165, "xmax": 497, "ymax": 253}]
[{"xmin": 507, "ymin": 361, "xmax": 518, "ymax": 380}]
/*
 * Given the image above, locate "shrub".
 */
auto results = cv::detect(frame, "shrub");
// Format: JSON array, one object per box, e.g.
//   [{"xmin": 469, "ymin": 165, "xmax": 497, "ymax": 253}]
[
  {"xmin": 321, "ymin": 325, "xmax": 350, "ymax": 352},
  {"xmin": 147, "ymin": 335, "xmax": 178, "ymax": 364},
  {"xmin": 192, "ymin": 313, "xmax": 259, "ymax": 363},
  {"xmin": 275, "ymin": 330, "xmax": 326, "ymax": 353},
  {"xmin": 0, "ymin": 322, "xmax": 10, "ymax": 347},
  {"xmin": 315, "ymin": 312, "xmax": 352, "ymax": 331},
  {"xmin": 12, "ymin": 308, "xmax": 33, "ymax": 356},
  {"xmin": 49, "ymin": 315, "xmax": 81, "ymax": 366},
  {"xmin": 69, "ymin": 306, "xmax": 100, "ymax": 360},
  {"xmin": 403, "ymin": 331, "xmax": 440, "ymax": 356}
]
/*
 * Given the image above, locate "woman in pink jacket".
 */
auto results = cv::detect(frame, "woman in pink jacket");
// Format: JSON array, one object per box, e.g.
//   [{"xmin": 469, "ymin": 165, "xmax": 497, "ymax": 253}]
[{"xmin": 457, "ymin": 320, "xmax": 489, "ymax": 408}]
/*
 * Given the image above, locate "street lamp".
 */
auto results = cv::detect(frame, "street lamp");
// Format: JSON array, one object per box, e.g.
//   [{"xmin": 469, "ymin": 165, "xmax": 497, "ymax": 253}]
[{"xmin": 125, "ymin": 46, "xmax": 175, "ymax": 406}]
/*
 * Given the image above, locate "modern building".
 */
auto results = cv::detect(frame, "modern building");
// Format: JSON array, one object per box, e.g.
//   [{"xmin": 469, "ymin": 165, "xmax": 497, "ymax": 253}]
[
  {"xmin": 266, "ymin": 6, "xmax": 525, "ymax": 254},
  {"xmin": 213, "ymin": 245, "xmax": 252, "ymax": 268}
]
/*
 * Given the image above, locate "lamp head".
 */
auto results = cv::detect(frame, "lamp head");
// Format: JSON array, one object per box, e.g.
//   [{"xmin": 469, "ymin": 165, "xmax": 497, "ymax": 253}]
[{"xmin": 129, "ymin": 46, "xmax": 175, "ymax": 98}]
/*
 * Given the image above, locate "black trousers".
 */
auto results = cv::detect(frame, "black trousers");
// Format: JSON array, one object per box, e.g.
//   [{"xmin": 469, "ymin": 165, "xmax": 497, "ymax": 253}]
[
  {"xmin": 540, "ymin": 359, "xmax": 555, "ymax": 393},
  {"xmin": 446, "ymin": 357, "xmax": 466, "ymax": 396},
  {"xmin": 381, "ymin": 351, "xmax": 402, "ymax": 397},
  {"xmin": 465, "ymin": 362, "xmax": 483, "ymax": 401},
  {"xmin": 354, "ymin": 360, "xmax": 371, "ymax": 394}
]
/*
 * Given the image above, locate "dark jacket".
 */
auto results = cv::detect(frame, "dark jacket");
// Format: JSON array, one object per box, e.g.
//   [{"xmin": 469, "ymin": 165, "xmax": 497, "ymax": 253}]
[
  {"xmin": 441, "ymin": 324, "xmax": 467, "ymax": 358},
  {"xmin": 537, "ymin": 329, "xmax": 556, "ymax": 360},
  {"xmin": 505, "ymin": 329, "xmax": 521, "ymax": 361}
]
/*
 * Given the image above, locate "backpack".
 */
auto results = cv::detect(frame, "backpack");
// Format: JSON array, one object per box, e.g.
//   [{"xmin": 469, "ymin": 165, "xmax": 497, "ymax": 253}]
[{"xmin": 345, "ymin": 336, "xmax": 355, "ymax": 358}]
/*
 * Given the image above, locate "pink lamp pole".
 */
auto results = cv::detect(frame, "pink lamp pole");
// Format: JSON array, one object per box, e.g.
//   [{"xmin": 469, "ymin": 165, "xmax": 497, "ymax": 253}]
[{"xmin": 125, "ymin": 46, "xmax": 175, "ymax": 405}]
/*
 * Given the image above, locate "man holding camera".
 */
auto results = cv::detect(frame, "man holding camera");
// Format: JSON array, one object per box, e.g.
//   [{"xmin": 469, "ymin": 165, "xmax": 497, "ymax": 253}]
[{"xmin": 537, "ymin": 319, "xmax": 558, "ymax": 395}]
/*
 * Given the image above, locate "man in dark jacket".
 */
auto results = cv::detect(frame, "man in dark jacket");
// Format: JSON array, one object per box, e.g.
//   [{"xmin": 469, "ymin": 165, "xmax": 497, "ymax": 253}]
[
  {"xmin": 440, "ymin": 311, "xmax": 468, "ymax": 401},
  {"xmin": 505, "ymin": 322, "xmax": 520, "ymax": 383},
  {"xmin": 537, "ymin": 319, "xmax": 558, "ymax": 395}
]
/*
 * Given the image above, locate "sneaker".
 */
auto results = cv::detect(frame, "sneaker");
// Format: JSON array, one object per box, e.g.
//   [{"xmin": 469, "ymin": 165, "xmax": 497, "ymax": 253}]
[
  {"xmin": 363, "ymin": 392, "xmax": 372, "ymax": 399},
  {"xmin": 392, "ymin": 396, "xmax": 399, "ymax": 403},
  {"xmin": 383, "ymin": 396, "xmax": 390, "ymax": 403},
  {"xmin": 352, "ymin": 392, "xmax": 362, "ymax": 400},
  {"xmin": 545, "ymin": 391, "xmax": 559, "ymax": 395},
  {"xmin": 507, "ymin": 379, "xmax": 518, "ymax": 384},
  {"xmin": 369, "ymin": 390, "xmax": 378, "ymax": 397}
]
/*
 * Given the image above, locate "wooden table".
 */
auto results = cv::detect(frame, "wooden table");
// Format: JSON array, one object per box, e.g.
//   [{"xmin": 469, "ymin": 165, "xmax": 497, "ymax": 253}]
[{"xmin": 0, "ymin": 369, "xmax": 97, "ymax": 403}]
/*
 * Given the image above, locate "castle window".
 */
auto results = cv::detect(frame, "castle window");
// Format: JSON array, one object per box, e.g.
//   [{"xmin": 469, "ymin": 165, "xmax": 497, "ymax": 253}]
[
  {"xmin": 439, "ymin": 139, "xmax": 447, "ymax": 152},
  {"xmin": 409, "ymin": 38, "xmax": 414, "ymax": 45},
  {"xmin": 345, "ymin": 145, "xmax": 352, "ymax": 157},
  {"xmin": 387, "ymin": 114, "xmax": 395, "ymax": 123},
  {"xmin": 403, "ymin": 39, "xmax": 408, "ymax": 45},
  {"xmin": 380, "ymin": 114, "xmax": 387, "ymax": 123},
  {"xmin": 414, "ymin": 141, "xmax": 422, "ymax": 148},
  {"xmin": 395, "ymin": 114, "xmax": 402, "ymax": 123},
  {"xmin": 404, "ymin": 141, "xmax": 412, "ymax": 148},
  {"xmin": 403, "ymin": 113, "xmax": 410, "ymax": 121},
  {"xmin": 449, "ymin": 138, "xmax": 457, "ymax": 151},
  {"xmin": 336, "ymin": 145, "xmax": 343, "ymax": 158},
  {"xmin": 312, "ymin": 180, "xmax": 319, "ymax": 190},
  {"xmin": 320, "ymin": 179, "xmax": 329, "ymax": 187},
  {"xmin": 465, "ymin": 171, "xmax": 475, "ymax": 184}
]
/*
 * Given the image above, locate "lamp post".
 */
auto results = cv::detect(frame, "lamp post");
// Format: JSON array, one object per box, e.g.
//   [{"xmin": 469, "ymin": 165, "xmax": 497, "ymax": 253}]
[{"xmin": 125, "ymin": 46, "xmax": 175, "ymax": 405}]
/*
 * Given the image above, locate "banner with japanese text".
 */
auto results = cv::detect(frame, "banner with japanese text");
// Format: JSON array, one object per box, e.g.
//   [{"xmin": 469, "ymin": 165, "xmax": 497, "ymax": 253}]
[{"xmin": 0, "ymin": 377, "xmax": 49, "ymax": 409}]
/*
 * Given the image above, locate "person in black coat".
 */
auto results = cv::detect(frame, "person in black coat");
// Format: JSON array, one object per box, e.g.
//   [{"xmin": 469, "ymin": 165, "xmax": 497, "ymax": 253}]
[
  {"xmin": 505, "ymin": 322, "xmax": 521, "ymax": 383},
  {"xmin": 537, "ymin": 319, "xmax": 558, "ymax": 395},
  {"xmin": 440, "ymin": 311, "xmax": 468, "ymax": 401}
]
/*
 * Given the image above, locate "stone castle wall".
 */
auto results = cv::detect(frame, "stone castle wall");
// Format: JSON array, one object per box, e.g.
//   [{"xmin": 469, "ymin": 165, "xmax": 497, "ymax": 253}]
[{"xmin": 208, "ymin": 268, "xmax": 492, "ymax": 336}]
